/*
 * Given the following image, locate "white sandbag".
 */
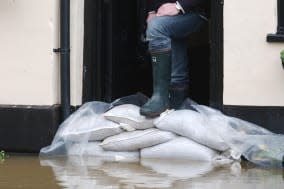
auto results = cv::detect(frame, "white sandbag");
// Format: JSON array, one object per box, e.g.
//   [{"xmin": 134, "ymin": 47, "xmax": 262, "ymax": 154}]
[
  {"xmin": 104, "ymin": 104, "xmax": 154, "ymax": 130},
  {"xmin": 141, "ymin": 137, "xmax": 218, "ymax": 161},
  {"xmin": 155, "ymin": 110, "xmax": 229, "ymax": 151},
  {"xmin": 100, "ymin": 128, "xmax": 176, "ymax": 151},
  {"xmin": 67, "ymin": 142, "xmax": 140, "ymax": 162},
  {"xmin": 59, "ymin": 114, "xmax": 123, "ymax": 142}
]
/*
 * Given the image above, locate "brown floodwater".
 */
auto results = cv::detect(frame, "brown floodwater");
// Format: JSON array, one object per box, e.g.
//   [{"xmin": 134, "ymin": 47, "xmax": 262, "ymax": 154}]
[{"xmin": 0, "ymin": 155, "xmax": 283, "ymax": 189}]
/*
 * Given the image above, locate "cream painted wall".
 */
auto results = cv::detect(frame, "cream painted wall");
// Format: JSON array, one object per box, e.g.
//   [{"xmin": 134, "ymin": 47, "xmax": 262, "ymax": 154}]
[
  {"xmin": 224, "ymin": 0, "xmax": 284, "ymax": 106},
  {"xmin": 0, "ymin": 0, "xmax": 60, "ymax": 105},
  {"xmin": 0, "ymin": 0, "xmax": 84, "ymax": 106}
]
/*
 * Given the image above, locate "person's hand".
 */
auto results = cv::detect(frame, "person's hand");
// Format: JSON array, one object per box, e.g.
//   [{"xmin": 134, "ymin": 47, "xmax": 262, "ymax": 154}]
[
  {"xmin": 157, "ymin": 3, "xmax": 180, "ymax": 17},
  {"xmin": 147, "ymin": 12, "xmax": 157, "ymax": 24}
]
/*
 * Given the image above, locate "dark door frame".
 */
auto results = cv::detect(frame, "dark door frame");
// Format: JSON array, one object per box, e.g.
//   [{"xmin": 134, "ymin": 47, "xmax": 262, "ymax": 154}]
[
  {"xmin": 209, "ymin": 0, "xmax": 223, "ymax": 110},
  {"xmin": 82, "ymin": 0, "xmax": 224, "ymax": 110},
  {"xmin": 83, "ymin": 0, "xmax": 104, "ymax": 102}
]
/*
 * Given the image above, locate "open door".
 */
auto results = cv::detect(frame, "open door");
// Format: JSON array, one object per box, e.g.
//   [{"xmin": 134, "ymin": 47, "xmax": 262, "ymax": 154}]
[{"xmin": 83, "ymin": 0, "xmax": 223, "ymax": 108}]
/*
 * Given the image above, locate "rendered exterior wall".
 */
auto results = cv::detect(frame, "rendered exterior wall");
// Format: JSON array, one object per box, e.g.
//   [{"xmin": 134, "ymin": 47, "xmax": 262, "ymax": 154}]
[
  {"xmin": 0, "ymin": 0, "xmax": 60, "ymax": 105},
  {"xmin": 0, "ymin": 0, "xmax": 84, "ymax": 106},
  {"xmin": 224, "ymin": 0, "xmax": 284, "ymax": 106}
]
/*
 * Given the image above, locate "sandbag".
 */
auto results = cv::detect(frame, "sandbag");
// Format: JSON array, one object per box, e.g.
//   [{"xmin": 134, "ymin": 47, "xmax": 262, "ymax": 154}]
[
  {"xmin": 104, "ymin": 104, "xmax": 154, "ymax": 130},
  {"xmin": 100, "ymin": 128, "xmax": 176, "ymax": 151},
  {"xmin": 155, "ymin": 110, "xmax": 229, "ymax": 151},
  {"xmin": 59, "ymin": 114, "xmax": 123, "ymax": 142},
  {"xmin": 67, "ymin": 142, "xmax": 140, "ymax": 162},
  {"xmin": 141, "ymin": 137, "xmax": 218, "ymax": 161}
]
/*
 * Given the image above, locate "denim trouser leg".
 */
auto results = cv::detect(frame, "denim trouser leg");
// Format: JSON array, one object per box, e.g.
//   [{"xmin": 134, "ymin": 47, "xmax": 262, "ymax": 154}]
[
  {"xmin": 146, "ymin": 12, "xmax": 205, "ymax": 87},
  {"xmin": 171, "ymin": 39, "xmax": 189, "ymax": 87}
]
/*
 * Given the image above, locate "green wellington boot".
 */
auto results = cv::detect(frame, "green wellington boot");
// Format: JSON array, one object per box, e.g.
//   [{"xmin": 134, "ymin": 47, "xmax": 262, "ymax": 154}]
[
  {"xmin": 140, "ymin": 50, "xmax": 172, "ymax": 118},
  {"xmin": 169, "ymin": 86, "xmax": 189, "ymax": 109}
]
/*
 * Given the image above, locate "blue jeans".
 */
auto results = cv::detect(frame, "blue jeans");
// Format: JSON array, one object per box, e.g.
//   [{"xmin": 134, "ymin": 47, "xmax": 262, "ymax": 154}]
[{"xmin": 146, "ymin": 12, "xmax": 205, "ymax": 87}]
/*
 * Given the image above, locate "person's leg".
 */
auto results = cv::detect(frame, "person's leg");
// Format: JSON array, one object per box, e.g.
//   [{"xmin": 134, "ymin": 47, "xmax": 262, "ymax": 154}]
[
  {"xmin": 171, "ymin": 39, "xmax": 189, "ymax": 87},
  {"xmin": 147, "ymin": 12, "xmax": 205, "ymax": 51},
  {"xmin": 168, "ymin": 14, "xmax": 205, "ymax": 109},
  {"xmin": 140, "ymin": 49, "xmax": 172, "ymax": 117},
  {"xmin": 168, "ymin": 39, "xmax": 190, "ymax": 109},
  {"xmin": 141, "ymin": 12, "xmax": 205, "ymax": 116},
  {"xmin": 140, "ymin": 17, "xmax": 172, "ymax": 117}
]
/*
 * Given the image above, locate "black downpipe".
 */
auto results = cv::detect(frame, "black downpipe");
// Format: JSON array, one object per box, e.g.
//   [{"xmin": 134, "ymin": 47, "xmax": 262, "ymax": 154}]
[
  {"xmin": 277, "ymin": 0, "xmax": 284, "ymax": 35},
  {"xmin": 54, "ymin": 0, "xmax": 71, "ymax": 120}
]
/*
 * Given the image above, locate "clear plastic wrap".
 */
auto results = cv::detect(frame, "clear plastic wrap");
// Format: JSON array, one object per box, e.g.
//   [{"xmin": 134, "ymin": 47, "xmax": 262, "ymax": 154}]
[
  {"xmin": 40, "ymin": 101, "xmax": 113, "ymax": 157},
  {"xmin": 40, "ymin": 93, "xmax": 148, "ymax": 157},
  {"xmin": 40, "ymin": 94, "xmax": 284, "ymax": 167},
  {"xmin": 189, "ymin": 105, "xmax": 283, "ymax": 167},
  {"xmin": 225, "ymin": 135, "xmax": 284, "ymax": 168}
]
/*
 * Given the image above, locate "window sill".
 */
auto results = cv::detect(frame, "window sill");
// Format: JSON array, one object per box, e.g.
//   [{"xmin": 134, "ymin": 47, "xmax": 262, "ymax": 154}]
[{"xmin": 267, "ymin": 33, "xmax": 284, "ymax": 42}]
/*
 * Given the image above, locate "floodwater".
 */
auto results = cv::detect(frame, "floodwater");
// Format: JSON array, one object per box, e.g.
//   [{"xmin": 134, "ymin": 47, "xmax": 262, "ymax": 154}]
[{"xmin": 0, "ymin": 155, "xmax": 283, "ymax": 189}]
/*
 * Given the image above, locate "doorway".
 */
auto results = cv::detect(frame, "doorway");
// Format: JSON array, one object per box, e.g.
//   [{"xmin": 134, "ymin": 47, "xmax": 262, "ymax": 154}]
[{"xmin": 83, "ymin": 0, "xmax": 223, "ymax": 108}]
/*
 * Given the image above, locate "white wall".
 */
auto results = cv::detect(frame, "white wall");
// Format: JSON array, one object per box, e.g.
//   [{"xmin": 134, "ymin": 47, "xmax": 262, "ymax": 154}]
[
  {"xmin": 224, "ymin": 0, "xmax": 284, "ymax": 106},
  {"xmin": 0, "ymin": 0, "xmax": 84, "ymax": 106},
  {"xmin": 0, "ymin": 0, "xmax": 60, "ymax": 105}
]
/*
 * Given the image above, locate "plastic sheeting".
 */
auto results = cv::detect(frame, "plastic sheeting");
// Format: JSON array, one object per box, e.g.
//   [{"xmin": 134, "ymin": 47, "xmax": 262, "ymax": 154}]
[
  {"xmin": 189, "ymin": 105, "xmax": 283, "ymax": 167},
  {"xmin": 40, "ymin": 93, "xmax": 150, "ymax": 157},
  {"xmin": 40, "ymin": 93, "xmax": 284, "ymax": 168}
]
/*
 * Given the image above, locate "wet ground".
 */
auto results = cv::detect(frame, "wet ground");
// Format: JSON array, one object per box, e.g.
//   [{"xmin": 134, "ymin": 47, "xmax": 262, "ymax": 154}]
[{"xmin": 0, "ymin": 155, "xmax": 283, "ymax": 189}]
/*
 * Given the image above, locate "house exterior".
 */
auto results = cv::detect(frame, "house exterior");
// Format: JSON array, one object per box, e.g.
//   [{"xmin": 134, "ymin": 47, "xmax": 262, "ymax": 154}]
[{"xmin": 0, "ymin": 0, "xmax": 283, "ymax": 152}]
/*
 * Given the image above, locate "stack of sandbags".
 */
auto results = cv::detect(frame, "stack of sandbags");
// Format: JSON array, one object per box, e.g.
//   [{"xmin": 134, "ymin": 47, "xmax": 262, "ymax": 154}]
[
  {"xmin": 102, "ymin": 104, "xmax": 176, "ymax": 150},
  {"xmin": 99, "ymin": 104, "xmax": 222, "ymax": 162},
  {"xmin": 40, "ymin": 96, "xmax": 284, "ymax": 167},
  {"xmin": 40, "ymin": 103, "xmax": 237, "ymax": 163}
]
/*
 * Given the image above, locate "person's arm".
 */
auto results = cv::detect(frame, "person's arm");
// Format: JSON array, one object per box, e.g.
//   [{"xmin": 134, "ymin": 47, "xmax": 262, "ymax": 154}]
[
  {"xmin": 156, "ymin": 0, "xmax": 206, "ymax": 17},
  {"xmin": 156, "ymin": 3, "xmax": 180, "ymax": 17},
  {"xmin": 148, "ymin": 0, "xmax": 207, "ymax": 21},
  {"xmin": 147, "ymin": 0, "xmax": 166, "ymax": 23}
]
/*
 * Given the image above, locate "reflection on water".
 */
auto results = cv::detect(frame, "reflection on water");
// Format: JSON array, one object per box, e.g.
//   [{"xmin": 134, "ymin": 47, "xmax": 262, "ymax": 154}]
[{"xmin": 1, "ymin": 155, "xmax": 283, "ymax": 189}]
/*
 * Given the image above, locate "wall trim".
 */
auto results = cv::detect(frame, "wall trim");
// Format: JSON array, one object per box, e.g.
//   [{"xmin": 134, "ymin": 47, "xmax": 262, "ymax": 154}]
[
  {"xmin": 223, "ymin": 105, "xmax": 284, "ymax": 134},
  {"xmin": 0, "ymin": 105, "xmax": 61, "ymax": 153}
]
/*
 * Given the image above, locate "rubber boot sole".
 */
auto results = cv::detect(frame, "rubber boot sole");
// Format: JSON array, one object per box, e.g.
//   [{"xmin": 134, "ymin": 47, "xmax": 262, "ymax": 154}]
[{"xmin": 140, "ymin": 107, "xmax": 168, "ymax": 118}]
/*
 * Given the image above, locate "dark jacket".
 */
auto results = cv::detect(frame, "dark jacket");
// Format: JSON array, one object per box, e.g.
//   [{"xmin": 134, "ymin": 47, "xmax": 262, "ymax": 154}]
[{"xmin": 148, "ymin": 0, "xmax": 208, "ymax": 15}]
